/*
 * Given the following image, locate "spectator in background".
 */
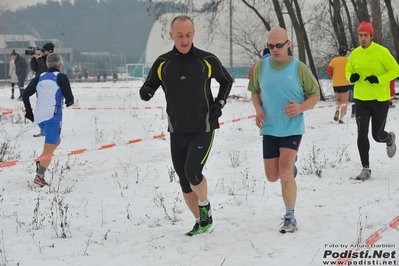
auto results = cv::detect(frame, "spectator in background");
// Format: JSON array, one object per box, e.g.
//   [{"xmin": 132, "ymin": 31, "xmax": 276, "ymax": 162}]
[
  {"xmin": 11, "ymin": 50, "xmax": 27, "ymax": 101},
  {"xmin": 29, "ymin": 42, "xmax": 55, "ymax": 137},
  {"xmin": 83, "ymin": 68, "xmax": 88, "ymax": 79},
  {"xmin": 390, "ymin": 79, "xmax": 396, "ymax": 108},
  {"xmin": 9, "ymin": 51, "xmax": 18, "ymax": 99},
  {"xmin": 348, "ymin": 85, "xmax": 356, "ymax": 118},
  {"xmin": 326, "ymin": 46, "xmax": 350, "ymax": 124},
  {"xmin": 67, "ymin": 67, "xmax": 73, "ymax": 79},
  {"xmin": 30, "ymin": 43, "xmax": 54, "ymax": 77},
  {"xmin": 248, "ymin": 48, "xmax": 270, "ymax": 79},
  {"xmin": 345, "ymin": 21, "xmax": 399, "ymax": 180},
  {"xmin": 346, "ymin": 48, "xmax": 356, "ymax": 118},
  {"xmin": 22, "ymin": 53, "xmax": 74, "ymax": 187}
]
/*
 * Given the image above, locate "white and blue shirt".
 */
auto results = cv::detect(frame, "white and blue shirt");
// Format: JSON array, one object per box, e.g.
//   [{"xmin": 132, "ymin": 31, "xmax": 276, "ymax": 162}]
[{"xmin": 22, "ymin": 68, "xmax": 74, "ymax": 124}]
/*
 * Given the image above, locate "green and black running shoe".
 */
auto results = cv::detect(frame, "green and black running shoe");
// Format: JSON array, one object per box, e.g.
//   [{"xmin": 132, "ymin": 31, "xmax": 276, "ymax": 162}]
[
  {"xmin": 185, "ymin": 222, "xmax": 201, "ymax": 236},
  {"xmin": 199, "ymin": 203, "xmax": 213, "ymax": 231}
]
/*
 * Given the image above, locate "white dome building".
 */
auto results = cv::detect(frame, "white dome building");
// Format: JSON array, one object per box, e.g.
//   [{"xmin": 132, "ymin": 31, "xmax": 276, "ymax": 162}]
[{"xmin": 144, "ymin": 12, "xmax": 264, "ymax": 77}]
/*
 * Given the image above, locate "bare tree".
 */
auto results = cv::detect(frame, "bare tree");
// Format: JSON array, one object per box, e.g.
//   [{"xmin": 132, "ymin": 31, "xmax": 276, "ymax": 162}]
[
  {"xmin": 328, "ymin": 0, "xmax": 348, "ymax": 47},
  {"xmin": 341, "ymin": 0, "xmax": 358, "ymax": 49},
  {"xmin": 370, "ymin": 0, "xmax": 382, "ymax": 43},
  {"xmin": 384, "ymin": 0, "xmax": 399, "ymax": 58},
  {"xmin": 292, "ymin": 0, "xmax": 322, "ymax": 95},
  {"xmin": 350, "ymin": 0, "xmax": 370, "ymax": 22}
]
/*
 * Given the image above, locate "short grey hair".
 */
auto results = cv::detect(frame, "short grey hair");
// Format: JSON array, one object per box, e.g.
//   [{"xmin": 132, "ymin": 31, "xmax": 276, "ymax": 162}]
[
  {"xmin": 170, "ymin": 15, "xmax": 194, "ymax": 31},
  {"xmin": 46, "ymin": 53, "xmax": 63, "ymax": 69}
]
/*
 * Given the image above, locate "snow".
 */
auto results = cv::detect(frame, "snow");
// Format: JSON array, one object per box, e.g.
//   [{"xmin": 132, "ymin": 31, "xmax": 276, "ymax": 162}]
[{"xmin": 0, "ymin": 78, "xmax": 398, "ymax": 266}]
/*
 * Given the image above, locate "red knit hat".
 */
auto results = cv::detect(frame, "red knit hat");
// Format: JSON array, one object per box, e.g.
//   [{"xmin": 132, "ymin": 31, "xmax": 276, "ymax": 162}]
[{"xmin": 358, "ymin": 22, "xmax": 374, "ymax": 36}]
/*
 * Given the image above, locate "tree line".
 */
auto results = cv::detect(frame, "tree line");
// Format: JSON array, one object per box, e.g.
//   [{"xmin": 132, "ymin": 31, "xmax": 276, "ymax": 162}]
[
  {"xmin": 0, "ymin": 0, "xmax": 156, "ymax": 62},
  {"xmin": 148, "ymin": 0, "xmax": 399, "ymax": 100}
]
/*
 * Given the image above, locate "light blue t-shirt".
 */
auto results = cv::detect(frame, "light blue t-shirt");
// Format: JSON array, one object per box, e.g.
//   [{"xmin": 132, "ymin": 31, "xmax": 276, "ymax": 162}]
[{"xmin": 259, "ymin": 58, "xmax": 305, "ymax": 136}]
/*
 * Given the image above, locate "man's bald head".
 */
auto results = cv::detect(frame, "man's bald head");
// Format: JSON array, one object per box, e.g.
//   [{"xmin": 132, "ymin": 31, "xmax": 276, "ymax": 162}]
[
  {"xmin": 268, "ymin": 27, "xmax": 289, "ymax": 41},
  {"xmin": 267, "ymin": 27, "xmax": 291, "ymax": 62}
]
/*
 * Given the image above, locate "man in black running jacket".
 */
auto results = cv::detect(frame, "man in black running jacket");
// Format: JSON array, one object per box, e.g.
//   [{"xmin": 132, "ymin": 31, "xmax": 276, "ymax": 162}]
[{"xmin": 140, "ymin": 15, "xmax": 233, "ymax": 236}]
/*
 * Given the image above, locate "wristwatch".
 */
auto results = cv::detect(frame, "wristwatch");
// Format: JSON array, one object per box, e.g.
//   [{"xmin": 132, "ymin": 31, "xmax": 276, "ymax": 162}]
[{"xmin": 218, "ymin": 99, "xmax": 226, "ymax": 108}]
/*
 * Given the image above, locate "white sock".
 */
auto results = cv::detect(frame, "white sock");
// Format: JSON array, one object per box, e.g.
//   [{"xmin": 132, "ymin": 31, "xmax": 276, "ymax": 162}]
[{"xmin": 198, "ymin": 198, "xmax": 209, "ymax": 206}]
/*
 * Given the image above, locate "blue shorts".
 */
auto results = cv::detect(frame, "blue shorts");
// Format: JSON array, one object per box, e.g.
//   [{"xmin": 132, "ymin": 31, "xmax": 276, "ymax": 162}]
[
  {"xmin": 38, "ymin": 120, "xmax": 62, "ymax": 145},
  {"xmin": 262, "ymin": 135, "xmax": 302, "ymax": 159}
]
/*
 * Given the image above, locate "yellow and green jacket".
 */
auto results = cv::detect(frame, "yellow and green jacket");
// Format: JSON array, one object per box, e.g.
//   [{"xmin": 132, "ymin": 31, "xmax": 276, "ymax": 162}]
[{"xmin": 346, "ymin": 42, "xmax": 399, "ymax": 101}]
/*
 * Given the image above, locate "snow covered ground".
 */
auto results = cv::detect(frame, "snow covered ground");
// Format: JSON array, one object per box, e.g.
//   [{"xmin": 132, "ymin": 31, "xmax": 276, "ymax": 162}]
[{"xmin": 0, "ymin": 78, "xmax": 398, "ymax": 266}]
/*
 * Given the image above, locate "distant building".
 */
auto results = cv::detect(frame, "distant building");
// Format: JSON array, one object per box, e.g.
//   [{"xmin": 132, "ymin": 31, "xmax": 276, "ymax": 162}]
[
  {"xmin": 0, "ymin": 34, "xmax": 73, "ymax": 63},
  {"xmin": 145, "ymin": 13, "xmax": 255, "ymax": 72}
]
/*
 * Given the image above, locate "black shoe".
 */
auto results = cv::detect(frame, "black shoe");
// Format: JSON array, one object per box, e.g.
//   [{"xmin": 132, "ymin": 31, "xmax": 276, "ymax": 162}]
[
  {"xmin": 339, "ymin": 120, "xmax": 344, "ymax": 124},
  {"xmin": 11, "ymin": 96, "xmax": 14, "ymax": 99},
  {"xmin": 33, "ymin": 132, "xmax": 45, "ymax": 137},
  {"xmin": 185, "ymin": 222, "xmax": 201, "ymax": 236},
  {"xmin": 292, "ymin": 164, "xmax": 297, "ymax": 178}
]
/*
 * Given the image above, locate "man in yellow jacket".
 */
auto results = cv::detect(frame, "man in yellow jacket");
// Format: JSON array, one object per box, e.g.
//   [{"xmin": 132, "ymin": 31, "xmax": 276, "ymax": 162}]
[{"xmin": 346, "ymin": 21, "xmax": 399, "ymax": 180}]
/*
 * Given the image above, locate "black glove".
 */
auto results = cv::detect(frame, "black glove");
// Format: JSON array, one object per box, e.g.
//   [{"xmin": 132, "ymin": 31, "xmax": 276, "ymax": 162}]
[
  {"xmin": 350, "ymin": 73, "xmax": 360, "ymax": 83},
  {"xmin": 25, "ymin": 109, "xmax": 34, "ymax": 122},
  {"xmin": 210, "ymin": 102, "xmax": 222, "ymax": 118},
  {"xmin": 364, "ymin": 75, "xmax": 379, "ymax": 84},
  {"xmin": 139, "ymin": 86, "xmax": 155, "ymax": 101}
]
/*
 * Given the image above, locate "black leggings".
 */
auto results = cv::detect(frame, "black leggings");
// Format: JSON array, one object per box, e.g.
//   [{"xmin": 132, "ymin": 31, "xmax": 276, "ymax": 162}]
[
  {"xmin": 355, "ymin": 99, "xmax": 390, "ymax": 167},
  {"xmin": 170, "ymin": 131, "xmax": 214, "ymax": 193}
]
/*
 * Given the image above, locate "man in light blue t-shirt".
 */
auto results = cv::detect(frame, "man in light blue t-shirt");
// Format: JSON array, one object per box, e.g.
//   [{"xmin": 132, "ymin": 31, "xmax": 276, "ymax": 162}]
[{"xmin": 247, "ymin": 27, "xmax": 320, "ymax": 234}]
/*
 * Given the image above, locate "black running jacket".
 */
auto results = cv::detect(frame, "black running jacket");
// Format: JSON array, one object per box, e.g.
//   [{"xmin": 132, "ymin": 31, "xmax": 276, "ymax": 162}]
[{"xmin": 141, "ymin": 45, "xmax": 233, "ymax": 133}]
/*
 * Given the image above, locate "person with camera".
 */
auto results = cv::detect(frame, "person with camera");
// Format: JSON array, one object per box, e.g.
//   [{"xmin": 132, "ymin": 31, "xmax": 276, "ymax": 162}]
[
  {"xmin": 29, "ymin": 42, "xmax": 55, "ymax": 137},
  {"xmin": 22, "ymin": 53, "xmax": 74, "ymax": 187},
  {"xmin": 30, "ymin": 43, "xmax": 54, "ymax": 77}
]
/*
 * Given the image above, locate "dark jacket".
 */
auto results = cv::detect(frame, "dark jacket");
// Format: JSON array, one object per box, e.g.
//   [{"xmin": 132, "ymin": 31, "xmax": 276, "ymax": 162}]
[
  {"xmin": 30, "ymin": 54, "xmax": 49, "ymax": 76},
  {"xmin": 140, "ymin": 45, "xmax": 233, "ymax": 134},
  {"xmin": 14, "ymin": 54, "xmax": 27, "ymax": 79}
]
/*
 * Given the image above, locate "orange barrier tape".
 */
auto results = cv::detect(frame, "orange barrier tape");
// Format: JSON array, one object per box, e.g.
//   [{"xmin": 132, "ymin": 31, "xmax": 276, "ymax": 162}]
[
  {"xmin": 75, "ymin": 86, "xmax": 134, "ymax": 89},
  {"xmin": 0, "ymin": 134, "xmax": 164, "ymax": 168},
  {"xmin": 1, "ymin": 99, "xmax": 251, "ymax": 116},
  {"xmin": 34, "ymin": 154, "xmax": 55, "ymax": 162},
  {"xmin": 336, "ymin": 215, "xmax": 399, "ymax": 265},
  {"xmin": 0, "ymin": 113, "xmax": 257, "ymax": 168},
  {"xmin": 1, "ymin": 106, "xmax": 165, "ymax": 116},
  {"xmin": 69, "ymin": 106, "xmax": 164, "ymax": 111},
  {"xmin": 0, "ymin": 107, "xmax": 13, "ymax": 111}
]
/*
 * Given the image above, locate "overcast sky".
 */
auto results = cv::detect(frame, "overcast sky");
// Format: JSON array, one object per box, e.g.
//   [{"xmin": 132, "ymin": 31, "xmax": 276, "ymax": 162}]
[
  {"xmin": 3, "ymin": 0, "xmax": 62, "ymax": 11},
  {"xmin": 5, "ymin": 0, "xmax": 322, "ymax": 11}
]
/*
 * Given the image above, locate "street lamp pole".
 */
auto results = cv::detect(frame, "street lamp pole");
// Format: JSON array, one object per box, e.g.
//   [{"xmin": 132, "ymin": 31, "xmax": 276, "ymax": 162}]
[
  {"xmin": 229, "ymin": 0, "xmax": 234, "ymax": 79},
  {"xmin": 3, "ymin": 33, "xmax": 6, "ymax": 81}
]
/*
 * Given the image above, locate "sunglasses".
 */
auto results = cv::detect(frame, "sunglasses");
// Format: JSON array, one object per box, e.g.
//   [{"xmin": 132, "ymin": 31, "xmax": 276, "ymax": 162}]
[{"xmin": 267, "ymin": 40, "xmax": 289, "ymax": 49}]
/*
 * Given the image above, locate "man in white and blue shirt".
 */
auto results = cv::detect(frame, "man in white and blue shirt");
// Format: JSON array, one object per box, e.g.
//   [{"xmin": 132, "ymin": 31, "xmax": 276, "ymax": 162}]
[{"xmin": 23, "ymin": 53, "xmax": 74, "ymax": 187}]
